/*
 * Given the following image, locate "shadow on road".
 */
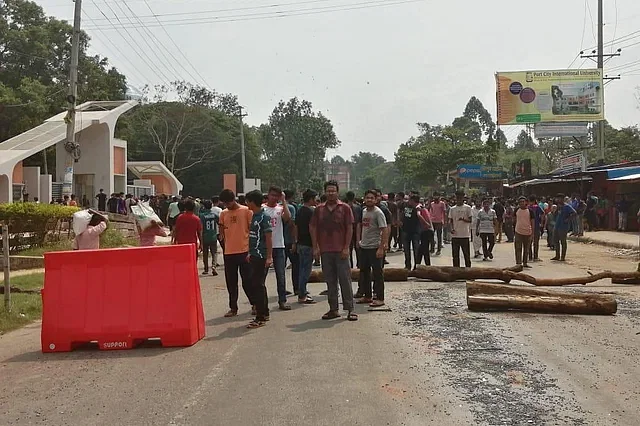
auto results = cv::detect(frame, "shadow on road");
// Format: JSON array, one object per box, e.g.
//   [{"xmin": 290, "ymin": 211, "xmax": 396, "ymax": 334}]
[{"xmin": 3, "ymin": 341, "xmax": 184, "ymax": 363}]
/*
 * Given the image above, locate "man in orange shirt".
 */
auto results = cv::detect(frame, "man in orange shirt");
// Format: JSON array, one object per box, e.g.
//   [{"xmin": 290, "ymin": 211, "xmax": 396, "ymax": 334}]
[{"xmin": 219, "ymin": 189, "xmax": 255, "ymax": 317}]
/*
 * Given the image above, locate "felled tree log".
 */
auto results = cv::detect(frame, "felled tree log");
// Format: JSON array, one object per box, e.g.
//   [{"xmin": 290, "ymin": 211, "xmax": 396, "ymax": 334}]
[
  {"xmin": 466, "ymin": 281, "xmax": 617, "ymax": 315},
  {"xmin": 505, "ymin": 270, "xmax": 640, "ymax": 287},
  {"xmin": 409, "ymin": 265, "xmax": 523, "ymax": 283},
  {"xmin": 307, "ymin": 268, "xmax": 409, "ymax": 283}
]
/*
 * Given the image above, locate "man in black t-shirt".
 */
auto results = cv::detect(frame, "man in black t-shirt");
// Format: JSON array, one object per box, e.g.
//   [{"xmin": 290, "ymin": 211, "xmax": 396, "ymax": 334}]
[
  {"xmin": 95, "ymin": 189, "xmax": 107, "ymax": 211},
  {"xmin": 493, "ymin": 199, "xmax": 505, "ymax": 243},
  {"xmin": 293, "ymin": 189, "xmax": 318, "ymax": 304},
  {"xmin": 401, "ymin": 195, "xmax": 421, "ymax": 270},
  {"xmin": 346, "ymin": 191, "xmax": 361, "ymax": 269}
]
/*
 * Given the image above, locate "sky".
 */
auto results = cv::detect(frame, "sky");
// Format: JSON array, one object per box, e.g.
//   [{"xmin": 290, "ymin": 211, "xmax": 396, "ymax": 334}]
[{"xmin": 40, "ymin": 0, "xmax": 640, "ymax": 162}]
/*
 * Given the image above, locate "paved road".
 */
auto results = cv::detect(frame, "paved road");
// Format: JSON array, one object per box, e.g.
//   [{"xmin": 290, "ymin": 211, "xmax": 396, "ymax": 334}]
[{"xmin": 0, "ymin": 239, "xmax": 639, "ymax": 425}]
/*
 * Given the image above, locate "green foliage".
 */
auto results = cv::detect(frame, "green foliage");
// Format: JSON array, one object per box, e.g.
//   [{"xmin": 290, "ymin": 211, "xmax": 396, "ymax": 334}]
[
  {"xmin": 1, "ymin": 0, "xmax": 127, "ymax": 179},
  {"xmin": 0, "ymin": 203, "xmax": 78, "ymax": 250},
  {"xmin": 360, "ymin": 176, "xmax": 377, "ymax": 191},
  {"xmin": 99, "ymin": 227, "xmax": 139, "ymax": 248},
  {"xmin": 0, "ymin": 273, "xmax": 44, "ymax": 334},
  {"xmin": 259, "ymin": 97, "xmax": 339, "ymax": 191},
  {"xmin": 349, "ymin": 152, "xmax": 386, "ymax": 190}
]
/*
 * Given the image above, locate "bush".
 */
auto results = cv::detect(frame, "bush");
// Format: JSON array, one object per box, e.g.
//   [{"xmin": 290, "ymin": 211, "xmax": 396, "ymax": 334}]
[
  {"xmin": 100, "ymin": 227, "xmax": 139, "ymax": 248},
  {"xmin": 0, "ymin": 203, "xmax": 79, "ymax": 251}
]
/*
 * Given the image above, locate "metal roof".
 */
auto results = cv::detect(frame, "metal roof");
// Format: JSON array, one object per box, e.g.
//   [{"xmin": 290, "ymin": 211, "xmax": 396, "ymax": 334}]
[{"xmin": 128, "ymin": 161, "xmax": 183, "ymax": 193}]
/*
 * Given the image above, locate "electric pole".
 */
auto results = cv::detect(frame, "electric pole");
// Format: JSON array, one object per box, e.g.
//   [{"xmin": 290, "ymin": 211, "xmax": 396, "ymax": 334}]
[
  {"xmin": 238, "ymin": 106, "xmax": 247, "ymax": 194},
  {"xmin": 597, "ymin": 0, "xmax": 605, "ymax": 163},
  {"xmin": 62, "ymin": 0, "xmax": 82, "ymax": 198}
]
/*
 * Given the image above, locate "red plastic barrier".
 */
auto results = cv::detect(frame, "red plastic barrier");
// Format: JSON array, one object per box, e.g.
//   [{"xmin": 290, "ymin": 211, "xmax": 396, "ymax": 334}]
[{"xmin": 41, "ymin": 244, "xmax": 205, "ymax": 353}]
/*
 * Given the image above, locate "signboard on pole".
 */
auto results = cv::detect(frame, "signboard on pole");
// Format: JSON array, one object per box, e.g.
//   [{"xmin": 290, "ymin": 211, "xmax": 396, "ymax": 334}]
[
  {"xmin": 534, "ymin": 122, "xmax": 589, "ymax": 138},
  {"xmin": 557, "ymin": 153, "xmax": 586, "ymax": 175},
  {"xmin": 496, "ymin": 69, "xmax": 604, "ymax": 125},
  {"xmin": 458, "ymin": 164, "xmax": 505, "ymax": 180}
]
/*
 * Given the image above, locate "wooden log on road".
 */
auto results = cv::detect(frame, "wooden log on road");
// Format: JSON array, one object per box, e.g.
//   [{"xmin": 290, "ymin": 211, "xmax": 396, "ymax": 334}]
[
  {"xmin": 466, "ymin": 281, "xmax": 617, "ymax": 315},
  {"xmin": 409, "ymin": 264, "xmax": 523, "ymax": 282}
]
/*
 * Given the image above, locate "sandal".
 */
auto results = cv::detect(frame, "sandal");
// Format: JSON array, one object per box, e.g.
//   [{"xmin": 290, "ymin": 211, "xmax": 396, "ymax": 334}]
[
  {"xmin": 278, "ymin": 303, "xmax": 292, "ymax": 311},
  {"xmin": 356, "ymin": 297, "xmax": 373, "ymax": 304},
  {"xmin": 246, "ymin": 320, "xmax": 265, "ymax": 329},
  {"xmin": 322, "ymin": 310, "xmax": 341, "ymax": 320},
  {"xmin": 370, "ymin": 301, "xmax": 385, "ymax": 308},
  {"xmin": 224, "ymin": 310, "xmax": 238, "ymax": 318},
  {"xmin": 347, "ymin": 311, "xmax": 359, "ymax": 321}
]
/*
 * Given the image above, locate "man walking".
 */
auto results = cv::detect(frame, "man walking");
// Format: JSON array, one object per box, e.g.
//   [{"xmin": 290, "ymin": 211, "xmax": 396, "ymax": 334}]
[
  {"xmin": 95, "ymin": 189, "xmax": 107, "ymax": 211},
  {"xmin": 346, "ymin": 191, "xmax": 361, "ymax": 269},
  {"xmin": 283, "ymin": 189, "xmax": 299, "ymax": 295},
  {"xmin": 493, "ymin": 198, "xmax": 505, "ymax": 243},
  {"xmin": 294, "ymin": 189, "xmax": 317, "ymax": 304},
  {"xmin": 528, "ymin": 195, "xmax": 544, "ymax": 262},
  {"xmin": 219, "ymin": 189, "xmax": 254, "ymax": 317},
  {"xmin": 471, "ymin": 201, "xmax": 482, "ymax": 258},
  {"xmin": 551, "ymin": 194, "xmax": 576, "ymax": 262},
  {"xmin": 400, "ymin": 195, "xmax": 421, "ymax": 271},
  {"xmin": 449, "ymin": 190, "xmax": 473, "ymax": 267},
  {"xmin": 245, "ymin": 190, "xmax": 273, "ymax": 329},
  {"xmin": 387, "ymin": 192, "xmax": 399, "ymax": 251},
  {"xmin": 430, "ymin": 193, "xmax": 446, "ymax": 255},
  {"xmin": 616, "ymin": 195, "xmax": 631, "ymax": 232},
  {"xmin": 476, "ymin": 198, "xmax": 497, "ymax": 261},
  {"xmin": 172, "ymin": 199, "xmax": 202, "ymax": 260},
  {"xmin": 514, "ymin": 196, "xmax": 535, "ymax": 268},
  {"xmin": 356, "ymin": 190, "xmax": 388, "ymax": 307},
  {"xmin": 310, "ymin": 180, "xmax": 357, "ymax": 321},
  {"xmin": 198, "ymin": 200, "xmax": 220, "ymax": 276},
  {"xmin": 262, "ymin": 186, "xmax": 292, "ymax": 311}
]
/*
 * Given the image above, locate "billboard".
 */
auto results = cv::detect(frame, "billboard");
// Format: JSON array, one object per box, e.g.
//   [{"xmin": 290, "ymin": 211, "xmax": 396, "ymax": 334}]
[
  {"xmin": 496, "ymin": 69, "xmax": 603, "ymax": 125},
  {"xmin": 556, "ymin": 153, "xmax": 586, "ymax": 175},
  {"xmin": 511, "ymin": 159, "xmax": 532, "ymax": 179},
  {"xmin": 458, "ymin": 164, "xmax": 505, "ymax": 180},
  {"xmin": 534, "ymin": 122, "xmax": 589, "ymax": 138}
]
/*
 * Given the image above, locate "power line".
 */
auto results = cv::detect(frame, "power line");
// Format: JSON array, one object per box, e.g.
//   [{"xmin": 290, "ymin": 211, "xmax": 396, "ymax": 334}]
[
  {"xmin": 568, "ymin": 0, "xmax": 590, "ymax": 68},
  {"xmin": 141, "ymin": 0, "xmax": 211, "ymax": 88},
  {"xmin": 608, "ymin": 58, "xmax": 640, "ymax": 71},
  {"xmin": 584, "ymin": 28, "xmax": 640, "ymax": 51},
  {"xmin": 585, "ymin": 0, "xmax": 597, "ymax": 44},
  {"xmin": 84, "ymin": 0, "xmax": 428, "ymax": 29},
  {"xmin": 109, "ymin": 0, "xmax": 183, "ymax": 82},
  {"xmin": 610, "ymin": 0, "xmax": 618, "ymax": 54},
  {"xmin": 91, "ymin": 0, "xmax": 172, "ymax": 83}
]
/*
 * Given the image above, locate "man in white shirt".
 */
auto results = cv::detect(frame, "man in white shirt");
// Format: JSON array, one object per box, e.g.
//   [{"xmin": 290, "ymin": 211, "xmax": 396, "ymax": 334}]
[
  {"xmin": 448, "ymin": 190, "xmax": 473, "ymax": 267},
  {"xmin": 262, "ymin": 185, "xmax": 292, "ymax": 311},
  {"xmin": 471, "ymin": 201, "xmax": 482, "ymax": 259},
  {"xmin": 476, "ymin": 198, "xmax": 498, "ymax": 261}
]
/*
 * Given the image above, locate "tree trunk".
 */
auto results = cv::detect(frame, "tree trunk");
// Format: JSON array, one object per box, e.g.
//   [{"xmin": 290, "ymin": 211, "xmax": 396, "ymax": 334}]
[
  {"xmin": 409, "ymin": 265, "xmax": 523, "ymax": 283},
  {"xmin": 466, "ymin": 281, "xmax": 617, "ymax": 315}
]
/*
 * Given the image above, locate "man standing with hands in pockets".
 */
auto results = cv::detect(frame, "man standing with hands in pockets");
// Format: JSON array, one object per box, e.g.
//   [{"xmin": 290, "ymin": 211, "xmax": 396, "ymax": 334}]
[{"xmin": 449, "ymin": 190, "xmax": 473, "ymax": 267}]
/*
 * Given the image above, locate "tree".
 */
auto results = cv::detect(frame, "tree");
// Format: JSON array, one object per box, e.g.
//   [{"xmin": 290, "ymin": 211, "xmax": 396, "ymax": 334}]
[
  {"xmin": 258, "ymin": 97, "xmax": 339, "ymax": 191},
  {"xmin": 0, "ymin": 0, "xmax": 127, "ymax": 143},
  {"xmin": 350, "ymin": 151, "xmax": 386, "ymax": 189},
  {"xmin": 361, "ymin": 175, "xmax": 377, "ymax": 191},
  {"xmin": 514, "ymin": 130, "xmax": 536, "ymax": 150}
]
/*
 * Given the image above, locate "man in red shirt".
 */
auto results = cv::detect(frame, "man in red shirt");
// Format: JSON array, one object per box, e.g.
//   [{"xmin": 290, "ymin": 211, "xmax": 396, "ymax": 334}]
[
  {"xmin": 172, "ymin": 199, "xmax": 203, "ymax": 258},
  {"xmin": 310, "ymin": 180, "xmax": 357, "ymax": 321}
]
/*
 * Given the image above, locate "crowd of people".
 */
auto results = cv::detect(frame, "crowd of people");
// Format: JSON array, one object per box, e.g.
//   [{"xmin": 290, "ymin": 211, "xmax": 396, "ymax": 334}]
[{"xmin": 69, "ymin": 181, "xmax": 640, "ymax": 330}]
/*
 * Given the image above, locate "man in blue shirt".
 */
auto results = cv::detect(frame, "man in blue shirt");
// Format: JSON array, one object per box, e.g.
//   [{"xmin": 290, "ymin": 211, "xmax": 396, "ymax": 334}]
[
  {"xmin": 552, "ymin": 193, "xmax": 576, "ymax": 262},
  {"xmin": 246, "ymin": 190, "xmax": 273, "ymax": 329},
  {"xmin": 528, "ymin": 195, "xmax": 544, "ymax": 262}
]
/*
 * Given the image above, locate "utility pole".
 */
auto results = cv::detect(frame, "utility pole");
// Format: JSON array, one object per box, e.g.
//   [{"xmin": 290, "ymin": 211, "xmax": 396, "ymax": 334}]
[
  {"xmin": 62, "ymin": 0, "xmax": 83, "ymax": 198},
  {"xmin": 597, "ymin": 0, "xmax": 605, "ymax": 163},
  {"xmin": 2, "ymin": 223, "xmax": 10, "ymax": 311},
  {"xmin": 238, "ymin": 106, "xmax": 248, "ymax": 194}
]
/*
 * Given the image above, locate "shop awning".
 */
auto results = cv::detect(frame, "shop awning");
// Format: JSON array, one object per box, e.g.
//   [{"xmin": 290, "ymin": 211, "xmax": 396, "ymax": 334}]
[
  {"xmin": 606, "ymin": 166, "xmax": 640, "ymax": 180},
  {"xmin": 508, "ymin": 176, "xmax": 592, "ymax": 188},
  {"xmin": 608, "ymin": 173, "xmax": 640, "ymax": 182}
]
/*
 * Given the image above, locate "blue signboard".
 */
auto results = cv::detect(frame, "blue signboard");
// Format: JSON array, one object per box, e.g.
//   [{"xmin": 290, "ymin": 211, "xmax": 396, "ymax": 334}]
[{"xmin": 458, "ymin": 164, "xmax": 504, "ymax": 180}]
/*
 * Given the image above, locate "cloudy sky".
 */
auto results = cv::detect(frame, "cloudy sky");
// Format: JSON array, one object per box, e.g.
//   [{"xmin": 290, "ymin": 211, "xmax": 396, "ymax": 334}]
[{"xmin": 41, "ymin": 0, "xmax": 640, "ymax": 161}]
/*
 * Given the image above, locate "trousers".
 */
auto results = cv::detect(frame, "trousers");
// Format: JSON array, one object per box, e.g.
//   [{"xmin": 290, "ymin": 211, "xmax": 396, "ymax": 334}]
[{"xmin": 321, "ymin": 252, "xmax": 354, "ymax": 312}]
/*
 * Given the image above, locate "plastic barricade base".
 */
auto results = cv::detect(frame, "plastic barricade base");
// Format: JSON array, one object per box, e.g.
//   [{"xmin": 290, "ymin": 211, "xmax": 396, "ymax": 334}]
[{"xmin": 41, "ymin": 244, "xmax": 205, "ymax": 353}]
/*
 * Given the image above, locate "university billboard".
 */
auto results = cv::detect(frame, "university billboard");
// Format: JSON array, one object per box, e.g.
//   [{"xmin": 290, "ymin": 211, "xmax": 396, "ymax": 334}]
[{"xmin": 496, "ymin": 69, "xmax": 604, "ymax": 125}]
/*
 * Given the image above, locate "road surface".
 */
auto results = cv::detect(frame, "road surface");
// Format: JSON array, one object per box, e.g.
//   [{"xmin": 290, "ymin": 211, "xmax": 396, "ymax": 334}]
[{"xmin": 1, "ymin": 239, "xmax": 639, "ymax": 425}]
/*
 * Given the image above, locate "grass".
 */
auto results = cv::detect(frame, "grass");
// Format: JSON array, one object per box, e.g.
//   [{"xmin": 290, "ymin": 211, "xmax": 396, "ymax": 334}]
[
  {"xmin": 17, "ymin": 228, "xmax": 139, "ymax": 257},
  {"xmin": 18, "ymin": 240, "xmax": 72, "ymax": 256},
  {"xmin": 0, "ymin": 273, "xmax": 44, "ymax": 335}
]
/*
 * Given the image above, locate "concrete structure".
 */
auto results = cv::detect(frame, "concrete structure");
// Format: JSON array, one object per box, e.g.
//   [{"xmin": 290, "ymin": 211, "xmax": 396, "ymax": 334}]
[
  {"xmin": 0, "ymin": 100, "xmax": 137, "ymax": 203},
  {"xmin": 325, "ymin": 164, "xmax": 351, "ymax": 190},
  {"xmin": 127, "ymin": 161, "xmax": 183, "ymax": 196}
]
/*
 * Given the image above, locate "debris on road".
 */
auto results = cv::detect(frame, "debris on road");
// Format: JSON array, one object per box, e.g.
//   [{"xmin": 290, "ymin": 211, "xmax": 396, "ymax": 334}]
[{"xmin": 466, "ymin": 281, "xmax": 618, "ymax": 315}]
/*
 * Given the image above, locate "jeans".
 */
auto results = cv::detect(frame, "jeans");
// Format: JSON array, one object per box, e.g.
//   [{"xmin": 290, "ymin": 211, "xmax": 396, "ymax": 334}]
[
  {"xmin": 514, "ymin": 233, "xmax": 531, "ymax": 265},
  {"xmin": 554, "ymin": 229, "xmax": 568, "ymax": 260},
  {"xmin": 529, "ymin": 229, "xmax": 541, "ymax": 260},
  {"xmin": 249, "ymin": 257, "xmax": 269, "ymax": 321},
  {"xmin": 433, "ymin": 222, "xmax": 444, "ymax": 250},
  {"xmin": 403, "ymin": 231, "xmax": 421, "ymax": 270},
  {"xmin": 285, "ymin": 244, "xmax": 299, "ymax": 293},
  {"xmin": 451, "ymin": 238, "xmax": 471, "ymax": 267},
  {"xmin": 546, "ymin": 225, "xmax": 555, "ymax": 248},
  {"xmin": 297, "ymin": 245, "xmax": 313, "ymax": 299},
  {"xmin": 202, "ymin": 240, "xmax": 217, "ymax": 271},
  {"xmin": 618, "ymin": 212, "xmax": 628, "ymax": 231},
  {"xmin": 389, "ymin": 225, "xmax": 399, "ymax": 248},
  {"xmin": 360, "ymin": 247, "xmax": 385, "ymax": 300},
  {"xmin": 419, "ymin": 230, "xmax": 433, "ymax": 265},
  {"xmin": 321, "ymin": 252, "xmax": 354, "ymax": 312},
  {"xmin": 480, "ymin": 233, "xmax": 495, "ymax": 258},
  {"xmin": 264, "ymin": 248, "xmax": 287, "ymax": 303},
  {"xmin": 495, "ymin": 220, "xmax": 503, "ymax": 242},
  {"xmin": 224, "ymin": 253, "xmax": 253, "ymax": 311},
  {"xmin": 504, "ymin": 221, "xmax": 514, "ymax": 242},
  {"xmin": 443, "ymin": 223, "xmax": 451, "ymax": 243}
]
